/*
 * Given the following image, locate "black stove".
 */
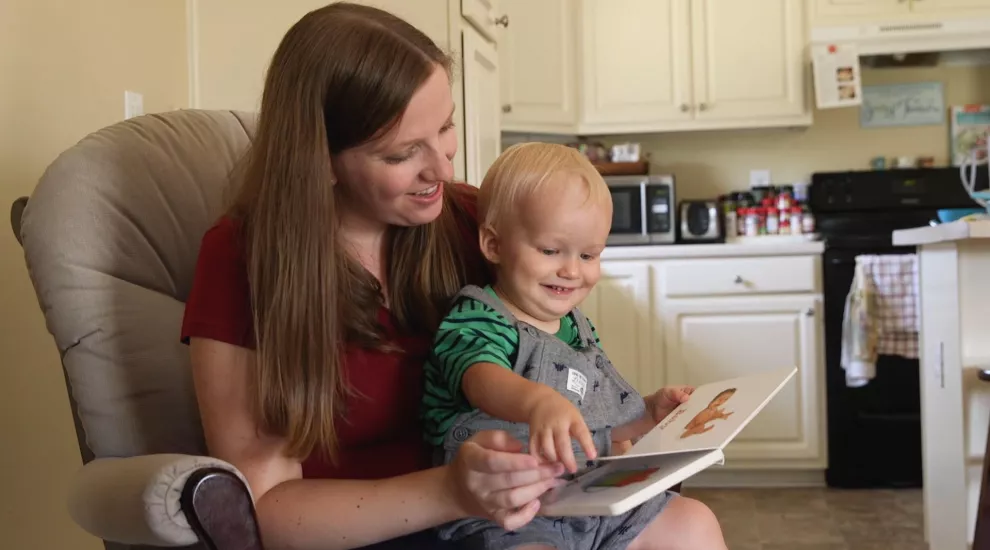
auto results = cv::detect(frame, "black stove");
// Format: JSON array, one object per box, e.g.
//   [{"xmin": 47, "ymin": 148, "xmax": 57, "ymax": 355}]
[{"xmin": 810, "ymin": 166, "xmax": 983, "ymax": 489}]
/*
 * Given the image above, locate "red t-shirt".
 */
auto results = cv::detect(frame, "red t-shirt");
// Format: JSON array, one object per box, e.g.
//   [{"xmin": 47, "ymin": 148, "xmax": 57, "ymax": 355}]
[{"xmin": 180, "ymin": 184, "xmax": 489, "ymax": 480}]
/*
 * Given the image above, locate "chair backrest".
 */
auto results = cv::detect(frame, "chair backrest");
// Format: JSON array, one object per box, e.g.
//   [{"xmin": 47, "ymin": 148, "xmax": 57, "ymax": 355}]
[{"xmin": 18, "ymin": 109, "xmax": 257, "ymax": 462}]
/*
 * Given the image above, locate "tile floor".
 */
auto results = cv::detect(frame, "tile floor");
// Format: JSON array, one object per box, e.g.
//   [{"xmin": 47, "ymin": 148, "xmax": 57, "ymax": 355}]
[{"xmin": 682, "ymin": 487, "xmax": 926, "ymax": 550}]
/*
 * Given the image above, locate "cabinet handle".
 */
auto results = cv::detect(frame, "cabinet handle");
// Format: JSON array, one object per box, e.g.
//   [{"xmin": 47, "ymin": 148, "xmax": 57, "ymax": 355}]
[
  {"xmin": 494, "ymin": 15, "xmax": 509, "ymax": 27},
  {"xmin": 733, "ymin": 275, "xmax": 744, "ymax": 284},
  {"xmin": 805, "ymin": 308, "xmax": 815, "ymax": 317},
  {"xmin": 680, "ymin": 104, "xmax": 690, "ymax": 112},
  {"xmin": 937, "ymin": 341, "xmax": 945, "ymax": 389},
  {"xmin": 501, "ymin": 104, "xmax": 512, "ymax": 113},
  {"xmin": 699, "ymin": 103, "xmax": 710, "ymax": 111}
]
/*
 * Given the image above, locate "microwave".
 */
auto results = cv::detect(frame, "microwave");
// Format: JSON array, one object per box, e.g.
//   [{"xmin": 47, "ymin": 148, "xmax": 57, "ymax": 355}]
[{"xmin": 605, "ymin": 174, "xmax": 676, "ymax": 246}]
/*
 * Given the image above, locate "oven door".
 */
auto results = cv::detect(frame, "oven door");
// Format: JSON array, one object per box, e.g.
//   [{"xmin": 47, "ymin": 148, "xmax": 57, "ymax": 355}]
[{"xmin": 606, "ymin": 180, "xmax": 649, "ymax": 245}]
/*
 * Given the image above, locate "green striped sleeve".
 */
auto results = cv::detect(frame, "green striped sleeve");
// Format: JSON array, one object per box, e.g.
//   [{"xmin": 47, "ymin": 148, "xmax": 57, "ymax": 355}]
[
  {"xmin": 431, "ymin": 297, "xmax": 518, "ymax": 397},
  {"xmin": 421, "ymin": 296, "xmax": 519, "ymax": 446}
]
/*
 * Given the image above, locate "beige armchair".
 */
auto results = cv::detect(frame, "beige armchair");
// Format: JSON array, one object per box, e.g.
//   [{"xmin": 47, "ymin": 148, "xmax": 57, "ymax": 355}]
[{"xmin": 12, "ymin": 109, "xmax": 264, "ymax": 550}]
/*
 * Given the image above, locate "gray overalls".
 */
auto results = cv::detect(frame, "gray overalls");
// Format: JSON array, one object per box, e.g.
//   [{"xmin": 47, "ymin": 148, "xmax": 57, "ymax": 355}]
[{"xmin": 435, "ymin": 285, "xmax": 677, "ymax": 550}]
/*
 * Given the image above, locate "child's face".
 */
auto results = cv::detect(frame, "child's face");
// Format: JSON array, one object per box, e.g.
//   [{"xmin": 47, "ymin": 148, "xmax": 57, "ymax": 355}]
[{"xmin": 492, "ymin": 179, "xmax": 611, "ymax": 323}]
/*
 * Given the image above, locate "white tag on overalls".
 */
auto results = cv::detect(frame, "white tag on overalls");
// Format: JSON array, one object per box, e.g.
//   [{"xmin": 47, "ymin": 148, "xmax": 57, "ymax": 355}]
[{"xmin": 567, "ymin": 368, "xmax": 587, "ymax": 399}]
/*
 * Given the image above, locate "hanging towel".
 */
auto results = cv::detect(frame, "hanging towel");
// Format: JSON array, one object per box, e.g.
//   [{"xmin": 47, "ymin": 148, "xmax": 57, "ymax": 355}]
[
  {"xmin": 840, "ymin": 254, "xmax": 920, "ymax": 388},
  {"xmin": 865, "ymin": 254, "xmax": 920, "ymax": 358},
  {"xmin": 841, "ymin": 260, "xmax": 879, "ymax": 388}
]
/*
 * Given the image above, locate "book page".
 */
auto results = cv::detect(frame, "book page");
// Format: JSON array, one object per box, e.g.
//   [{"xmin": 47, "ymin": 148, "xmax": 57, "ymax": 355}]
[
  {"xmin": 603, "ymin": 367, "xmax": 797, "ymax": 460},
  {"xmin": 538, "ymin": 449, "xmax": 725, "ymax": 517}
]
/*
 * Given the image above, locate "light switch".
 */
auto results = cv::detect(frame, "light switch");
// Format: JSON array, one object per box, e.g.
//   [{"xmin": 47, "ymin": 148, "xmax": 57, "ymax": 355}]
[{"xmin": 124, "ymin": 90, "xmax": 144, "ymax": 119}]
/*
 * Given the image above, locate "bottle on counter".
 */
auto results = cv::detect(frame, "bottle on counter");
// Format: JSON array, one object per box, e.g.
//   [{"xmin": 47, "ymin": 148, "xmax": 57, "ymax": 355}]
[
  {"xmin": 766, "ymin": 207, "xmax": 780, "ymax": 235},
  {"xmin": 722, "ymin": 194, "xmax": 738, "ymax": 239},
  {"xmin": 744, "ymin": 208, "xmax": 760, "ymax": 237},
  {"xmin": 791, "ymin": 206, "xmax": 804, "ymax": 234},
  {"xmin": 801, "ymin": 206, "xmax": 815, "ymax": 233}
]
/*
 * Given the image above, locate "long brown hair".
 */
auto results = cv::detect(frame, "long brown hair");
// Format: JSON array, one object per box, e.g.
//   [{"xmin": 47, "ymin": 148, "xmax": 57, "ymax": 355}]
[{"xmin": 230, "ymin": 2, "xmax": 481, "ymax": 463}]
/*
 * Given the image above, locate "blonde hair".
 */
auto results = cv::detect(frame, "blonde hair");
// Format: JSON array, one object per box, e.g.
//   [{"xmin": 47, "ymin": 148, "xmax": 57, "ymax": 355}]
[{"xmin": 478, "ymin": 142, "xmax": 610, "ymax": 232}]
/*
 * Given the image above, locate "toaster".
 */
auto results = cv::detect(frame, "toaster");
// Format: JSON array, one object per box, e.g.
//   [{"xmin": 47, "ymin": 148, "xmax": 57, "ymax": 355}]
[{"xmin": 678, "ymin": 200, "xmax": 724, "ymax": 243}]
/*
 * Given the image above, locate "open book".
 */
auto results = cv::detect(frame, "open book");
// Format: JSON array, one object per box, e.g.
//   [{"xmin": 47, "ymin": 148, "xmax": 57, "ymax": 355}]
[{"xmin": 538, "ymin": 366, "xmax": 797, "ymax": 517}]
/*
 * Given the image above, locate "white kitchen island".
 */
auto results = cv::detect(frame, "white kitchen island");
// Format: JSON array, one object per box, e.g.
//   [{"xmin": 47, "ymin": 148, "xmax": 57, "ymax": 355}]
[{"xmin": 893, "ymin": 219, "xmax": 990, "ymax": 550}]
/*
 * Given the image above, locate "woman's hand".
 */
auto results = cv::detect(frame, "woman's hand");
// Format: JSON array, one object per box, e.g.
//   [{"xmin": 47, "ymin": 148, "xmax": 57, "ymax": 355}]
[
  {"xmin": 645, "ymin": 385, "xmax": 694, "ymax": 423},
  {"xmin": 528, "ymin": 391, "xmax": 597, "ymax": 473},
  {"xmin": 446, "ymin": 430, "xmax": 566, "ymax": 531}
]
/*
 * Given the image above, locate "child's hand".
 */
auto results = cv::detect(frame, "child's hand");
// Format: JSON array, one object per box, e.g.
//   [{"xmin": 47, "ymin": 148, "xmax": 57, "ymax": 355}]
[
  {"xmin": 645, "ymin": 385, "xmax": 694, "ymax": 423},
  {"xmin": 528, "ymin": 392, "xmax": 597, "ymax": 473}
]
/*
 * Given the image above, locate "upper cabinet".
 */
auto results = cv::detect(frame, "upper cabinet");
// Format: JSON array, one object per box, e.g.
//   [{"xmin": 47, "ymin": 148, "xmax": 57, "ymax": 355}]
[
  {"xmin": 462, "ymin": 24, "xmax": 502, "ymax": 187},
  {"xmin": 499, "ymin": 0, "xmax": 579, "ymax": 133},
  {"xmin": 461, "ymin": 0, "xmax": 504, "ymax": 43},
  {"xmin": 502, "ymin": 0, "xmax": 812, "ymax": 136},
  {"xmin": 812, "ymin": 0, "xmax": 990, "ymax": 23}
]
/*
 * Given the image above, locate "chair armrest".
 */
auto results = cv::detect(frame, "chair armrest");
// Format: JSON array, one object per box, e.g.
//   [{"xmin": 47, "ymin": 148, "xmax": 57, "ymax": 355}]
[{"xmin": 67, "ymin": 454, "xmax": 260, "ymax": 548}]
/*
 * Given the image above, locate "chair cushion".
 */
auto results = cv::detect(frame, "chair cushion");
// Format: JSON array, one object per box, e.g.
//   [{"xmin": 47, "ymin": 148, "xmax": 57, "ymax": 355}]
[{"xmin": 20, "ymin": 109, "xmax": 256, "ymax": 458}]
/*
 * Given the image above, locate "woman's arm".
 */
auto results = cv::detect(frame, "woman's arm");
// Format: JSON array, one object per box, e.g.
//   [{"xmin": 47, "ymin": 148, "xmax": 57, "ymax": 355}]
[{"xmin": 190, "ymin": 338, "xmax": 561, "ymax": 550}]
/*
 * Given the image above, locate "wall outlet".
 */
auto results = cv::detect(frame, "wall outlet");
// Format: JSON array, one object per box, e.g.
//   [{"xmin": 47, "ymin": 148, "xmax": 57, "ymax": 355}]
[
  {"xmin": 124, "ymin": 90, "xmax": 144, "ymax": 119},
  {"xmin": 749, "ymin": 169, "xmax": 771, "ymax": 188}
]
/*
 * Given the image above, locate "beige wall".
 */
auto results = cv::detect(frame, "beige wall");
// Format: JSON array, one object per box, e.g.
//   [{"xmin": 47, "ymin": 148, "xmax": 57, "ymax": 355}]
[
  {"xmin": 607, "ymin": 64, "xmax": 990, "ymax": 201},
  {"xmin": 0, "ymin": 1, "xmax": 188, "ymax": 548},
  {"xmin": 192, "ymin": 0, "xmax": 454, "ymax": 111}
]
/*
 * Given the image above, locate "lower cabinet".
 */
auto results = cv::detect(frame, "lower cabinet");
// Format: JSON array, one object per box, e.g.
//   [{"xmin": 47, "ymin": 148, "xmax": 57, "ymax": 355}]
[
  {"xmin": 660, "ymin": 294, "xmax": 826, "ymax": 468},
  {"xmin": 584, "ymin": 253, "xmax": 826, "ymax": 471}
]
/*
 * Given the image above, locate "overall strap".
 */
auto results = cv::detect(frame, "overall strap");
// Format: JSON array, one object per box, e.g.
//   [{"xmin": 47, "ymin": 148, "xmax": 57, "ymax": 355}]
[
  {"xmin": 452, "ymin": 284, "xmax": 518, "ymax": 323},
  {"xmin": 568, "ymin": 306, "xmax": 599, "ymax": 349}
]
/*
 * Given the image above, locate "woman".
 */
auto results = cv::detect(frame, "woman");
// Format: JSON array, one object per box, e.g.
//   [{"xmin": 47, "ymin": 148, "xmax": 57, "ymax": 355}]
[{"xmin": 181, "ymin": 3, "xmax": 726, "ymax": 550}]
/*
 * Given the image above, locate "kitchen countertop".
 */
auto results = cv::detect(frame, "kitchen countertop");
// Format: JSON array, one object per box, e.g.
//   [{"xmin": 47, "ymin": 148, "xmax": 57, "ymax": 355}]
[
  {"xmin": 892, "ymin": 219, "xmax": 990, "ymax": 246},
  {"xmin": 602, "ymin": 236, "xmax": 824, "ymax": 261}
]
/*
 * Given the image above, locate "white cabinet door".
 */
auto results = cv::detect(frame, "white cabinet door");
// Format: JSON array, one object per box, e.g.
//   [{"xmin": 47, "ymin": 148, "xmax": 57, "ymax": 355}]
[
  {"xmin": 812, "ymin": 0, "xmax": 907, "ymax": 18},
  {"xmin": 498, "ymin": 0, "xmax": 578, "ymax": 132},
  {"xmin": 580, "ymin": 262, "xmax": 660, "ymax": 396},
  {"xmin": 912, "ymin": 0, "xmax": 990, "ymax": 13},
  {"xmin": 691, "ymin": 0, "xmax": 807, "ymax": 121},
  {"xmin": 660, "ymin": 294, "xmax": 825, "ymax": 465},
  {"xmin": 461, "ymin": 0, "xmax": 502, "ymax": 43},
  {"xmin": 579, "ymin": 0, "xmax": 693, "ymax": 128},
  {"xmin": 462, "ymin": 24, "xmax": 501, "ymax": 188}
]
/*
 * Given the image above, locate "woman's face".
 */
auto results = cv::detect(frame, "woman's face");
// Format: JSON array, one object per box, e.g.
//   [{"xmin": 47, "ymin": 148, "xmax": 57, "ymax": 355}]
[{"xmin": 332, "ymin": 65, "xmax": 458, "ymax": 231}]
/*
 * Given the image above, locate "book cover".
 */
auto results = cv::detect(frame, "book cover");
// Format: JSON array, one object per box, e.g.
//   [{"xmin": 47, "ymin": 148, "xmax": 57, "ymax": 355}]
[{"xmin": 538, "ymin": 366, "xmax": 797, "ymax": 517}]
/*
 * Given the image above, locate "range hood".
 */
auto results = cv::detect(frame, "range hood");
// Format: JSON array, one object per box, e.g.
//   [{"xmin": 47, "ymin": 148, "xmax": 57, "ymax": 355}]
[{"xmin": 811, "ymin": 16, "xmax": 990, "ymax": 57}]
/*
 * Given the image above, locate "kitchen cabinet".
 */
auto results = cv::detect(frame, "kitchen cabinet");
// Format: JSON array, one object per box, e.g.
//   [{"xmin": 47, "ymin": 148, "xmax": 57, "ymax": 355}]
[
  {"xmin": 812, "ymin": 0, "xmax": 990, "ymax": 24},
  {"xmin": 580, "ymin": 262, "xmax": 659, "ymax": 396},
  {"xmin": 461, "ymin": 0, "xmax": 503, "ymax": 43},
  {"xmin": 499, "ymin": 0, "xmax": 812, "ymax": 136},
  {"xmin": 659, "ymin": 295, "xmax": 825, "ymax": 467},
  {"xmin": 461, "ymin": 24, "xmax": 502, "ymax": 187},
  {"xmin": 587, "ymin": 249, "xmax": 827, "ymax": 475},
  {"xmin": 189, "ymin": 0, "xmax": 504, "ymax": 185},
  {"xmin": 498, "ymin": 0, "xmax": 579, "ymax": 133}
]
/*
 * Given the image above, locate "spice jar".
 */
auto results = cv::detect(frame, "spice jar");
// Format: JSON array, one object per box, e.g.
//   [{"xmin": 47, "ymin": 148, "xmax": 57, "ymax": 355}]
[
  {"xmin": 790, "ymin": 206, "xmax": 804, "ymax": 234},
  {"xmin": 801, "ymin": 206, "xmax": 815, "ymax": 233},
  {"xmin": 766, "ymin": 207, "xmax": 780, "ymax": 235},
  {"xmin": 744, "ymin": 208, "xmax": 760, "ymax": 237}
]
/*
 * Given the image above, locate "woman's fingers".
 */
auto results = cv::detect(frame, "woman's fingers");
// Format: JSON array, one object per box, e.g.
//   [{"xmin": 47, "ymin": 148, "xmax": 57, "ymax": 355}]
[
  {"xmin": 489, "ymin": 477, "xmax": 562, "ymax": 511},
  {"xmin": 493, "ymin": 499, "xmax": 541, "ymax": 532},
  {"xmin": 484, "ymin": 463, "xmax": 564, "ymax": 493}
]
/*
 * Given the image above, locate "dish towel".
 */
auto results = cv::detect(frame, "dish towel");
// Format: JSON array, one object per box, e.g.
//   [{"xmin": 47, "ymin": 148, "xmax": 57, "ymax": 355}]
[{"xmin": 840, "ymin": 254, "xmax": 919, "ymax": 387}]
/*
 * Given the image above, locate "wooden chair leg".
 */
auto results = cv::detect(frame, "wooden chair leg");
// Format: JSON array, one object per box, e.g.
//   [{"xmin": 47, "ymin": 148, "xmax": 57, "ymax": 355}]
[{"xmin": 972, "ymin": 370, "xmax": 990, "ymax": 550}]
